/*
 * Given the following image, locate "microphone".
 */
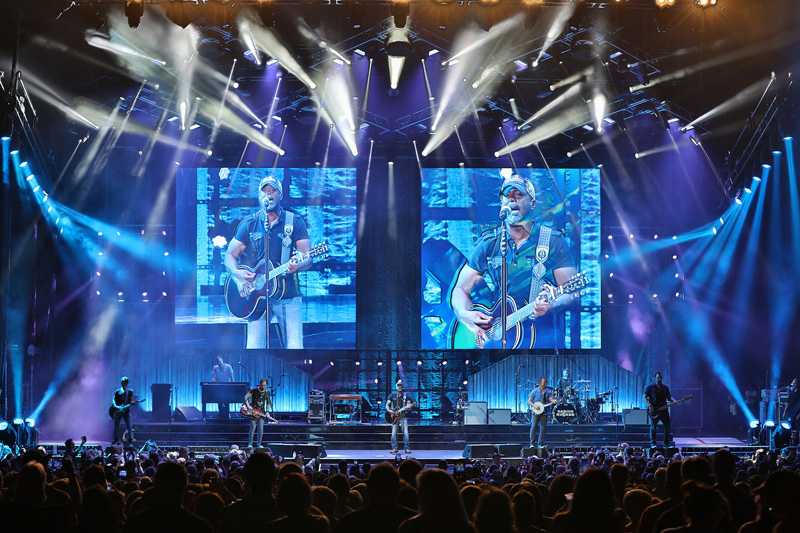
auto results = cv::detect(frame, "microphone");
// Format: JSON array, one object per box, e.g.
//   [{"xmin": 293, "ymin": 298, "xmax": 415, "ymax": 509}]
[{"xmin": 499, "ymin": 205, "xmax": 512, "ymax": 221}]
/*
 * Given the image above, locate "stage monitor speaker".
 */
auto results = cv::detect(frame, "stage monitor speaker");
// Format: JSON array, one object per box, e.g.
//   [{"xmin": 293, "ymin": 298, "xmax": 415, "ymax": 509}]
[
  {"xmin": 264, "ymin": 442, "xmax": 326, "ymax": 458},
  {"xmin": 488, "ymin": 408, "xmax": 512, "ymax": 425},
  {"xmin": 522, "ymin": 446, "xmax": 549, "ymax": 458},
  {"xmin": 465, "ymin": 401, "xmax": 488, "ymax": 425},
  {"xmin": 623, "ymin": 408, "xmax": 648, "ymax": 426},
  {"xmin": 174, "ymin": 406, "xmax": 203, "ymax": 422},
  {"xmin": 463, "ymin": 443, "xmax": 497, "ymax": 459},
  {"xmin": 496, "ymin": 443, "xmax": 522, "ymax": 457},
  {"xmin": 151, "ymin": 384, "xmax": 172, "ymax": 422}
]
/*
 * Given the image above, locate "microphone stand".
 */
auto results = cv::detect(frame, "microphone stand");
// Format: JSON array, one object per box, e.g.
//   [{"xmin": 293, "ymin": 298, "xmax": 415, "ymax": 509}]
[
  {"xmin": 263, "ymin": 210, "xmax": 271, "ymax": 350},
  {"xmin": 499, "ymin": 216, "xmax": 509, "ymax": 351}
]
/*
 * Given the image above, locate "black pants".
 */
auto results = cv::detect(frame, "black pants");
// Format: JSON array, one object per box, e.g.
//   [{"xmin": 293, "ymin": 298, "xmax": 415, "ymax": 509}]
[
  {"xmin": 649, "ymin": 413, "xmax": 672, "ymax": 447},
  {"xmin": 113, "ymin": 412, "xmax": 132, "ymax": 445}
]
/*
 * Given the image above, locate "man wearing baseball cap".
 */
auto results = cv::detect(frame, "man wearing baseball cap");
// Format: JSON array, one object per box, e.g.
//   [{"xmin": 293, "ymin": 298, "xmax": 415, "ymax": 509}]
[
  {"xmin": 225, "ymin": 174, "xmax": 310, "ymax": 349},
  {"xmin": 451, "ymin": 173, "xmax": 577, "ymax": 349}
]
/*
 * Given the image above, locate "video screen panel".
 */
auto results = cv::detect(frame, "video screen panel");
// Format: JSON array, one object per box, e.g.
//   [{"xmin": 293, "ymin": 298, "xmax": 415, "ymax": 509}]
[
  {"xmin": 421, "ymin": 167, "xmax": 601, "ymax": 350},
  {"xmin": 176, "ymin": 167, "xmax": 356, "ymax": 349}
]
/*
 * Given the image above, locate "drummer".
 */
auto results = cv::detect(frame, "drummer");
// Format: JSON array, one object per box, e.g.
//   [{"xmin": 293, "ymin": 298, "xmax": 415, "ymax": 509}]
[{"xmin": 557, "ymin": 368, "xmax": 573, "ymax": 399}]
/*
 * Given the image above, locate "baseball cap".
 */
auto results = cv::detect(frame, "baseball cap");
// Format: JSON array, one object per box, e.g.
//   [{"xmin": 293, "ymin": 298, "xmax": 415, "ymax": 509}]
[
  {"xmin": 259, "ymin": 175, "xmax": 283, "ymax": 196},
  {"xmin": 500, "ymin": 174, "xmax": 536, "ymax": 201}
]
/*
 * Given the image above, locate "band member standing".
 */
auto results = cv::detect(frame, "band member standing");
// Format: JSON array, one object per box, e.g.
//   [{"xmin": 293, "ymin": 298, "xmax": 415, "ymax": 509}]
[
  {"xmin": 225, "ymin": 176, "xmax": 311, "ymax": 349},
  {"xmin": 644, "ymin": 371, "xmax": 674, "ymax": 447},
  {"xmin": 211, "ymin": 355, "xmax": 235, "ymax": 419},
  {"xmin": 111, "ymin": 377, "xmax": 136, "ymax": 445},
  {"xmin": 451, "ymin": 175, "xmax": 577, "ymax": 348},
  {"xmin": 244, "ymin": 378, "xmax": 277, "ymax": 449},
  {"xmin": 528, "ymin": 377, "xmax": 554, "ymax": 448},
  {"xmin": 386, "ymin": 380, "xmax": 414, "ymax": 454}
]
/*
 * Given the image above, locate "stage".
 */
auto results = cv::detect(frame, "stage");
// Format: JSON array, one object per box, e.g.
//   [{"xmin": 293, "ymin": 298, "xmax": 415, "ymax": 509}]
[
  {"xmin": 1, "ymin": 1, "xmax": 798, "ymax": 458},
  {"xmin": 41, "ymin": 422, "xmax": 756, "ymax": 463}
]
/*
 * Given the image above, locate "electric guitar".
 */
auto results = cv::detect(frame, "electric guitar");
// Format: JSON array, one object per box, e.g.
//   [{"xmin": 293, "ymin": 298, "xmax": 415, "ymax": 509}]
[
  {"xmin": 225, "ymin": 243, "xmax": 329, "ymax": 320},
  {"xmin": 385, "ymin": 403, "xmax": 414, "ymax": 424},
  {"xmin": 449, "ymin": 272, "xmax": 588, "ymax": 349},
  {"xmin": 648, "ymin": 395, "xmax": 693, "ymax": 419},
  {"xmin": 240, "ymin": 404, "xmax": 267, "ymax": 420},
  {"xmin": 108, "ymin": 399, "xmax": 143, "ymax": 420},
  {"xmin": 529, "ymin": 399, "xmax": 557, "ymax": 416}
]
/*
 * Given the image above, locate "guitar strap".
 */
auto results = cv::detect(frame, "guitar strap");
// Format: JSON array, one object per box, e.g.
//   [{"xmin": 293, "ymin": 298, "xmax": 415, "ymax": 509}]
[
  {"xmin": 280, "ymin": 211, "xmax": 294, "ymax": 267},
  {"xmin": 528, "ymin": 225, "xmax": 552, "ymax": 306}
]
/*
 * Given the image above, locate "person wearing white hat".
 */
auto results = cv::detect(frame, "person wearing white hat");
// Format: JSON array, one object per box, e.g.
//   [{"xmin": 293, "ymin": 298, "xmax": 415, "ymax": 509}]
[
  {"xmin": 450, "ymin": 173, "xmax": 577, "ymax": 349},
  {"xmin": 225, "ymin": 175, "xmax": 311, "ymax": 349}
]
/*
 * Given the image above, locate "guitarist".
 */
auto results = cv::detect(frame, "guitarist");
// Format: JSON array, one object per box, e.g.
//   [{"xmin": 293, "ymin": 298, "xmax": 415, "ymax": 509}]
[
  {"xmin": 451, "ymin": 174, "xmax": 577, "ymax": 348},
  {"xmin": 528, "ymin": 377, "xmax": 555, "ymax": 448},
  {"xmin": 386, "ymin": 380, "xmax": 414, "ymax": 454},
  {"xmin": 225, "ymin": 175, "xmax": 311, "ymax": 349},
  {"xmin": 111, "ymin": 376, "xmax": 136, "ymax": 445},
  {"xmin": 644, "ymin": 371, "xmax": 674, "ymax": 448},
  {"xmin": 244, "ymin": 378, "xmax": 277, "ymax": 449}
]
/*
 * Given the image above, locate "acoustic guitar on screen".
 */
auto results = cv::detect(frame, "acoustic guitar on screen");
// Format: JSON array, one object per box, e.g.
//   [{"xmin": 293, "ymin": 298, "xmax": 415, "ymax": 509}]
[
  {"xmin": 225, "ymin": 242, "xmax": 329, "ymax": 320},
  {"xmin": 449, "ymin": 272, "xmax": 588, "ymax": 350}
]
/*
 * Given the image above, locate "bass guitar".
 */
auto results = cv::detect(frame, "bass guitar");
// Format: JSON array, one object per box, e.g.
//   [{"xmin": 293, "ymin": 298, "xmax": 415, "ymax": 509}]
[
  {"xmin": 225, "ymin": 243, "xmax": 329, "ymax": 320},
  {"xmin": 449, "ymin": 272, "xmax": 588, "ymax": 349},
  {"xmin": 108, "ymin": 399, "xmax": 143, "ymax": 420},
  {"xmin": 648, "ymin": 395, "xmax": 693, "ymax": 419}
]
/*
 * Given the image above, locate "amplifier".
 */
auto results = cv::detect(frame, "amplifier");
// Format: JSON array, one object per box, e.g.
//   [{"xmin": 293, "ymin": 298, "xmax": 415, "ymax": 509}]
[
  {"xmin": 308, "ymin": 390, "xmax": 325, "ymax": 423},
  {"xmin": 488, "ymin": 408, "xmax": 512, "ymax": 425},
  {"xmin": 465, "ymin": 401, "xmax": 488, "ymax": 425},
  {"xmin": 623, "ymin": 408, "xmax": 649, "ymax": 426}
]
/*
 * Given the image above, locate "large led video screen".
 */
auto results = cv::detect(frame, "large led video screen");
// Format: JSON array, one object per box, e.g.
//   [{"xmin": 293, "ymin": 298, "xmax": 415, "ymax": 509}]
[
  {"xmin": 176, "ymin": 167, "xmax": 356, "ymax": 349},
  {"xmin": 421, "ymin": 167, "xmax": 601, "ymax": 350}
]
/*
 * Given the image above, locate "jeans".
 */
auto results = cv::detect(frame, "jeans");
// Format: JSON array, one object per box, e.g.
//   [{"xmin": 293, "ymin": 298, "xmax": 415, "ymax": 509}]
[
  {"xmin": 530, "ymin": 413, "xmax": 546, "ymax": 447},
  {"xmin": 249, "ymin": 417, "xmax": 265, "ymax": 448},
  {"xmin": 649, "ymin": 413, "xmax": 672, "ymax": 447},
  {"xmin": 113, "ymin": 412, "xmax": 132, "ymax": 445},
  {"xmin": 247, "ymin": 297, "xmax": 303, "ymax": 349},
  {"xmin": 391, "ymin": 418, "xmax": 410, "ymax": 451}
]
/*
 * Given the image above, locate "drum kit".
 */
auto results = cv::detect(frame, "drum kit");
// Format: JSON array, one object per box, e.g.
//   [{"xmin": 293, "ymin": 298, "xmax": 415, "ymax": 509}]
[{"xmin": 528, "ymin": 379, "xmax": 615, "ymax": 424}]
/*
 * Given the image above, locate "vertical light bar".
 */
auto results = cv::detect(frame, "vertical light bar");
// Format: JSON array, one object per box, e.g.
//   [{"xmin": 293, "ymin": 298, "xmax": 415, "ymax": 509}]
[{"xmin": 1, "ymin": 137, "xmax": 9, "ymax": 186}]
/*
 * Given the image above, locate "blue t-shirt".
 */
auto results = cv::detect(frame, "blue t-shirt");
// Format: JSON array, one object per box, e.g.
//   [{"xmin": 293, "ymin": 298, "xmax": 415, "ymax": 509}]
[{"xmin": 233, "ymin": 208, "xmax": 309, "ymax": 300}]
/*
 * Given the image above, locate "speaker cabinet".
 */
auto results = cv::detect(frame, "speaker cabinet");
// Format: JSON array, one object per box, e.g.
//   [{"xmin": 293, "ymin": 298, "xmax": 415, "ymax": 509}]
[
  {"xmin": 174, "ymin": 405, "xmax": 203, "ymax": 422},
  {"xmin": 151, "ymin": 384, "xmax": 172, "ymax": 422},
  {"xmin": 623, "ymin": 408, "xmax": 649, "ymax": 426},
  {"xmin": 462, "ymin": 443, "xmax": 497, "ymax": 459},
  {"xmin": 465, "ymin": 401, "xmax": 488, "ymax": 425},
  {"xmin": 488, "ymin": 408, "xmax": 512, "ymax": 425}
]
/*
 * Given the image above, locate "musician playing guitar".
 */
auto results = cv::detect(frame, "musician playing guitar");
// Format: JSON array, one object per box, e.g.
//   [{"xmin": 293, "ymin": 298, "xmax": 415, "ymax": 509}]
[
  {"xmin": 110, "ymin": 376, "xmax": 139, "ymax": 445},
  {"xmin": 451, "ymin": 174, "xmax": 578, "ymax": 349},
  {"xmin": 386, "ymin": 380, "xmax": 414, "ymax": 454},
  {"xmin": 528, "ymin": 377, "xmax": 555, "ymax": 448},
  {"xmin": 225, "ymin": 175, "xmax": 311, "ymax": 349},
  {"xmin": 644, "ymin": 371, "xmax": 674, "ymax": 447},
  {"xmin": 243, "ymin": 378, "xmax": 277, "ymax": 449}
]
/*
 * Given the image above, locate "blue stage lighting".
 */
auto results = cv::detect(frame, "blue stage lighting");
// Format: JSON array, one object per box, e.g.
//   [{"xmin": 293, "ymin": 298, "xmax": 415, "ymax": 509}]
[
  {"xmin": 764, "ymin": 420, "xmax": 775, "ymax": 428},
  {"xmin": 749, "ymin": 419, "xmax": 760, "ymax": 429},
  {"xmin": 24, "ymin": 418, "xmax": 35, "ymax": 428},
  {"xmin": 0, "ymin": 421, "xmax": 7, "ymax": 431},
  {"xmin": 781, "ymin": 421, "xmax": 791, "ymax": 430},
  {"xmin": 13, "ymin": 418, "xmax": 23, "ymax": 426}
]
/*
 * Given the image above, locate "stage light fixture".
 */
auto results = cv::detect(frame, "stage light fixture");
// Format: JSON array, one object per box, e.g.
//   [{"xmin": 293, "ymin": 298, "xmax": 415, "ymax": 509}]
[
  {"xmin": 781, "ymin": 421, "xmax": 791, "ymax": 430},
  {"xmin": 695, "ymin": 0, "xmax": 718, "ymax": 7},
  {"xmin": 386, "ymin": 26, "xmax": 412, "ymax": 90},
  {"xmin": 655, "ymin": 0, "xmax": 676, "ymax": 7},
  {"xmin": 125, "ymin": 0, "xmax": 144, "ymax": 28},
  {"xmin": 391, "ymin": 0, "xmax": 410, "ymax": 29}
]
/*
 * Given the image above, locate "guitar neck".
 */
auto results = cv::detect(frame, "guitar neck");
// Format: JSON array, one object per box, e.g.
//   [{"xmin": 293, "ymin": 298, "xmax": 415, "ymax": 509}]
[{"xmin": 501, "ymin": 286, "xmax": 566, "ymax": 332}]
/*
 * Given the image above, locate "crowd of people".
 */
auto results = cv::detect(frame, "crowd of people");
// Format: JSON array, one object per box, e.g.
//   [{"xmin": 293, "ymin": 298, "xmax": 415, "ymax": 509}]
[{"xmin": 0, "ymin": 441, "xmax": 799, "ymax": 533}]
